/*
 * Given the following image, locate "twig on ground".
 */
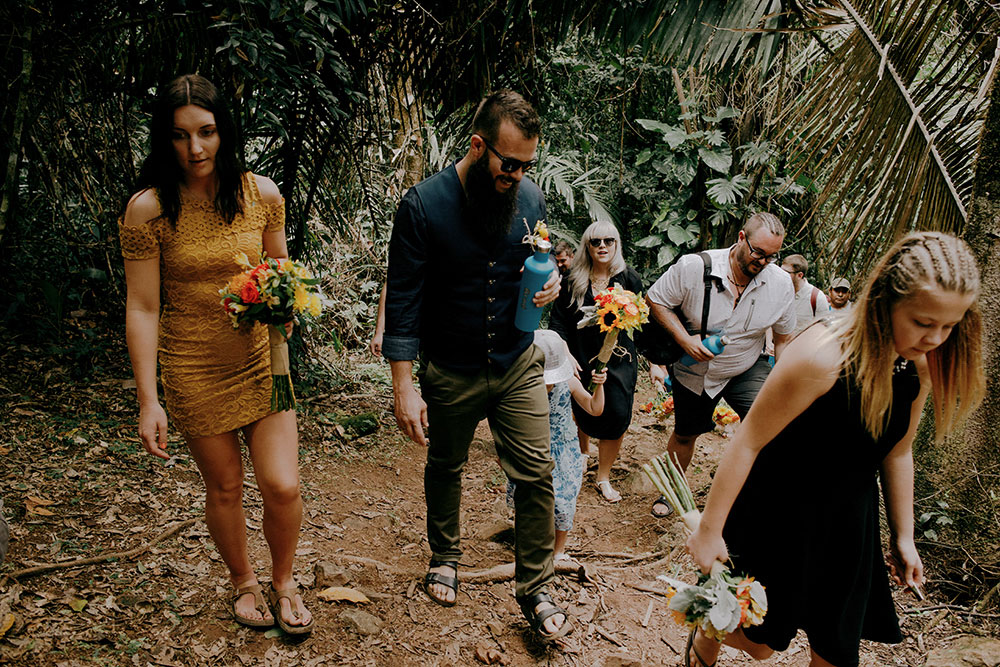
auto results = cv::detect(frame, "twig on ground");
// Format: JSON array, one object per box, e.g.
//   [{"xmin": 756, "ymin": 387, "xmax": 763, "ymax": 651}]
[
  {"xmin": 5, "ymin": 518, "xmax": 200, "ymax": 581},
  {"xmin": 642, "ymin": 599, "xmax": 655, "ymax": 627},
  {"xmin": 459, "ymin": 560, "xmax": 593, "ymax": 583},
  {"xmin": 593, "ymin": 623, "xmax": 624, "ymax": 647},
  {"xmin": 902, "ymin": 603, "xmax": 1000, "ymax": 619},
  {"xmin": 661, "ymin": 635, "xmax": 679, "ymax": 654},
  {"xmin": 628, "ymin": 582, "xmax": 674, "ymax": 597},
  {"xmin": 573, "ymin": 550, "xmax": 663, "ymax": 564}
]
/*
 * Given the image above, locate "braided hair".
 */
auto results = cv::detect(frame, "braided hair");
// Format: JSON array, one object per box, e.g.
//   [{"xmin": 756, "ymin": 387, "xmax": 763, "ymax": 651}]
[{"xmin": 840, "ymin": 231, "xmax": 983, "ymax": 440}]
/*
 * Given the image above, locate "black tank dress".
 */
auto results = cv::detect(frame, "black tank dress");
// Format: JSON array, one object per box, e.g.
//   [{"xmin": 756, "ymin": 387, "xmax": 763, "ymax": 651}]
[
  {"xmin": 722, "ymin": 360, "xmax": 920, "ymax": 667},
  {"xmin": 549, "ymin": 267, "xmax": 643, "ymax": 440}
]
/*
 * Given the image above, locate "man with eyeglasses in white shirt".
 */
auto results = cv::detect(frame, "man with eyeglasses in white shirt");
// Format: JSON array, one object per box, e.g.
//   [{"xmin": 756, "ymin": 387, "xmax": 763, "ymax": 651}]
[{"xmin": 645, "ymin": 213, "xmax": 796, "ymax": 517}]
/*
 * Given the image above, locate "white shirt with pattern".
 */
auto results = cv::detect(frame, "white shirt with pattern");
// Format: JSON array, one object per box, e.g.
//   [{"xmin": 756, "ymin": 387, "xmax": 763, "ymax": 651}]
[{"xmin": 647, "ymin": 246, "xmax": 796, "ymax": 398}]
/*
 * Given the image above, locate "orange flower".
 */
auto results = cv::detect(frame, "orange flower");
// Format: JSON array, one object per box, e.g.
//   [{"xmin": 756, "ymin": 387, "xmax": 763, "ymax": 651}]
[
  {"xmin": 228, "ymin": 272, "xmax": 251, "ymax": 294},
  {"xmin": 240, "ymin": 279, "xmax": 262, "ymax": 304}
]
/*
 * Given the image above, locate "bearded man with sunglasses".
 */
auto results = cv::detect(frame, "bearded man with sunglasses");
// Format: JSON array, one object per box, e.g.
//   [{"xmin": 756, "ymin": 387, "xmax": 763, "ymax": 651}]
[
  {"xmin": 383, "ymin": 90, "xmax": 571, "ymax": 640},
  {"xmin": 645, "ymin": 213, "xmax": 796, "ymax": 516}
]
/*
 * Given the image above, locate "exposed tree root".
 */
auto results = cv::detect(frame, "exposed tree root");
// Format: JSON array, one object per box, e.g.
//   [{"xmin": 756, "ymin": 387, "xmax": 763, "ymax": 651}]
[{"xmin": 5, "ymin": 518, "xmax": 200, "ymax": 581}]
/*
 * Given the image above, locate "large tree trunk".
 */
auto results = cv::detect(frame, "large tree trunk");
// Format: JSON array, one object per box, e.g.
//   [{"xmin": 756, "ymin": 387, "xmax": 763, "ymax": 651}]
[
  {"xmin": 918, "ymin": 72, "xmax": 1000, "ymax": 596},
  {"xmin": 0, "ymin": 24, "xmax": 33, "ymax": 249}
]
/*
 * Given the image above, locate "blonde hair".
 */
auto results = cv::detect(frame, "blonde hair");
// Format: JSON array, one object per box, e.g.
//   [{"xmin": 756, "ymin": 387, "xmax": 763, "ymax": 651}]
[
  {"xmin": 841, "ymin": 231, "xmax": 984, "ymax": 440},
  {"xmin": 568, "ymin": 221, "xmax": 626, "ymax": 309}
]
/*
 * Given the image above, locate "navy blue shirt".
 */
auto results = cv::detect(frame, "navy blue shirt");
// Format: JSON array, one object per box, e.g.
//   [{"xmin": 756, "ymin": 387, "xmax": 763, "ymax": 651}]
[{"xmin": 383, "ymin": 163, "xmax": 548, "ymax": 374}]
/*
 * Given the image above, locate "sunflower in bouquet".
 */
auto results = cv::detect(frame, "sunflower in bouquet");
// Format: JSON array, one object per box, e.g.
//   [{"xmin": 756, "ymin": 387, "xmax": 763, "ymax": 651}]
[
  {"xmin": 219, "ymin": 252, "xmax": 323, "ymax": 411},
  {"xmin": 577, "ymin": 284, "xmax": 649, "ymax": 391}
]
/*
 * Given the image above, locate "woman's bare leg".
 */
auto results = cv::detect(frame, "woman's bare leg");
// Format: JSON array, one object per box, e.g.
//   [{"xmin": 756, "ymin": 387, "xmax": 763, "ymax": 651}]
[
  {"xmin": 689, "ymin": 627, "xmax": 774, "ymax": 666},
  {"xmin": 245, "ymin": 410, "xmax": 311, "ymax": 627},
  {"xmin": 186, "ymin": 432, "xmax": 271, "ymax": 623},
  {"xmin": 595, "ymin": 434, "xmax": 625, "ymax": 501}
]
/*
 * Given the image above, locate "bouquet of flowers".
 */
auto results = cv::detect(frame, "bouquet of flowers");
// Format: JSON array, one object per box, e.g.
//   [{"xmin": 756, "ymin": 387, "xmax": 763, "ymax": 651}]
[
  {"xmin": 642, "ymin": 451, "xmax": 768, "ymax": 639},
  {"xmin": 219, "ymin": 252, "xmax": 323, "ymax": 411},
  {"xmin": 577, "ymin": 285, "xmax": 649, "ymax": 391},
  {"xmin": 659, "ymin": 570, "xmax": 768, "ymax": 641},
  {"xmin": 641, "ymin": 392, "xmax": 675, "ymax": 420},
  {"xmin": 713, "ymin": 404, "xmax": 740, "ymax": 437}
]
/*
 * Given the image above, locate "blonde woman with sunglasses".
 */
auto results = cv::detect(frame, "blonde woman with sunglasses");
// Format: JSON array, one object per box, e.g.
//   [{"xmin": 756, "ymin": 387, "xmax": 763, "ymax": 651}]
[{"xmin": 549, "ymin": 221, "xmax": 644, "ymax": 503}]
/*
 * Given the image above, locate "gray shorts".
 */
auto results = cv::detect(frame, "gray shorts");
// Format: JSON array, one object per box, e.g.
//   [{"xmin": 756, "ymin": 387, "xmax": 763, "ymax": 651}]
[{"xmin": 670, "ymin": 356, "xmax": 771, "ymax": 437}]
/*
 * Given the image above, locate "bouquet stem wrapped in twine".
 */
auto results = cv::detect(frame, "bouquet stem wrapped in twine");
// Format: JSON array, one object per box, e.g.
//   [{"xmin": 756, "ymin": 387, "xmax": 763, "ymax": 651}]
[
  {"xmin": 268, "ymin": 325, "xmax": 296, "ymax": 411},
  {"xmin": 589, "ymin": 329, "xmax": 619, "ymax": 391}
]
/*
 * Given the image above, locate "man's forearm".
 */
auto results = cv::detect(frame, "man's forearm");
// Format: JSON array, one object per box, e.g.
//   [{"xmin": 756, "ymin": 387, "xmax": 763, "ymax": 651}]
[
  {"xmin": 390, "ymin": 360, "xmax": 415, "ymax": 391},
  {"xmin": 648, "ymin": 299, "xmax": 689, "ymax": 343}
]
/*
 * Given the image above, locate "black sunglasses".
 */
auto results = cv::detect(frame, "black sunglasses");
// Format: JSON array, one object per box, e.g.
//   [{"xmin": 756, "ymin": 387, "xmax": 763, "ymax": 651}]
[
  {"xmin": 478, "ymin": 136, "xmax": 537, "ymax": 173},
  {"xmin": 743, "ymin": 234, "xmax": 780, "ymax": 263},
  {"xmin": 589, "ymin": 237, "xmax": 617, "ymax": 248}
]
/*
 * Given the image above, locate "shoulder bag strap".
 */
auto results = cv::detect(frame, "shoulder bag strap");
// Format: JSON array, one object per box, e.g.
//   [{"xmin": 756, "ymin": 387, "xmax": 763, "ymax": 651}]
[{"xmin": 698, "ymin": 251, "xmax": 717, "ymax": 339}]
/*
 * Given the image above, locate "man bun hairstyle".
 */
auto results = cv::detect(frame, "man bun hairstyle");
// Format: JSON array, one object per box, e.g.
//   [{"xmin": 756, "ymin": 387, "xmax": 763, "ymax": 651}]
[{"xmin": 472, "ymin": 90, "xmax": 540, "ymax": 143}]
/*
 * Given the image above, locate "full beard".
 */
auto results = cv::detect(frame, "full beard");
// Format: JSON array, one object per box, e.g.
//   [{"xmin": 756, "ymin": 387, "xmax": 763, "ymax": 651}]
[{"xmin": 465, "ymin": 153, "xmax": 519, "ymax": 238}]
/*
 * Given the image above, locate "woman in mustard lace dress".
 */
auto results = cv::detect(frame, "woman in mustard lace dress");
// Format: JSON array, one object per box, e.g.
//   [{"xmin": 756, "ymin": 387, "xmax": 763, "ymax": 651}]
[{"xmin": 120, "ymin": 74, "xmax": 312, "ymax": 634}]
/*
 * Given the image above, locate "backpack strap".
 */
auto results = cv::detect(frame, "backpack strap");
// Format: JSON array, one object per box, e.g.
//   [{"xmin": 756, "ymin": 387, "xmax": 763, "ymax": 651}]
[
  {"xmin": 697, "ymin": 251, "xmax": 721, "ymax": 340},
  {"xmin": 810, "ymin": 286, "xmax": 819, "ymax": 316}
]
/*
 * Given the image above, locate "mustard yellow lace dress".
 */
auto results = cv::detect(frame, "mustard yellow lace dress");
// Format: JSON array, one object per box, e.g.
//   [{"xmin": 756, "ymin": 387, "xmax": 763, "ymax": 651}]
[{"xmin": 119, "ymin": 174, "xmax": 285, "ymax": 438}]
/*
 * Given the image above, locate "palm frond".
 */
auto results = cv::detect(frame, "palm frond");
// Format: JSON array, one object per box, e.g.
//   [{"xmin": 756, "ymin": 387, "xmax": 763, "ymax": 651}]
[{"xmin": 779, "ymin": 0, "xmax": 999, "ymax": 271}]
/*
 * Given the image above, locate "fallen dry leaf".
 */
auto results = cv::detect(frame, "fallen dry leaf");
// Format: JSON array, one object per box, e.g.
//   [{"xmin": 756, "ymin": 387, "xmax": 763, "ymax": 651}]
[
  {"xmin": 25, "ymin": 495, "xmax": 56, "ymax": 516},
  {"xmin": 0, "ymin": 613, "xmax": 14, "ymax": 637},
  {"xmin": 316, "ymin": 586, "xmax": 370, "ymax": 604},
  {"xmin": 475, "ymin": 644, "xmax": 506, "ymax": 665}
]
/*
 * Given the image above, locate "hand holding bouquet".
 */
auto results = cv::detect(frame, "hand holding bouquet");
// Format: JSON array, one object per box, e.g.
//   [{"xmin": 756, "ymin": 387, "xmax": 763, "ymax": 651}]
[
  {"xmin": 642, "ymin": 452, "xmax": 768, "ymax": 639},
  {"xmin": 577, "ymin": 285, "xmax": 649, "ymax": 391},
  {"xmin": 219, "ymin": 252, "xmax": 323, "ymax": 411}
]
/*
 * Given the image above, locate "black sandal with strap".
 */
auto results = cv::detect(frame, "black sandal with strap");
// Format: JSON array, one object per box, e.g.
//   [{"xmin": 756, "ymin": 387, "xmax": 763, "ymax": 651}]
[
  {"xmin": 423, "ymin": 559, "xmax": 459, "ymax": 607},
  {"xmin": 517, "ymin": 591, "xmax": 573, "ymax": 640},
  {"xmin": 685, "ymin": 628, "xmax": 717, "ymax": 667},
  {"xmin": 651, "ymin": 495, "xmax": 673, "ymax": 518}
]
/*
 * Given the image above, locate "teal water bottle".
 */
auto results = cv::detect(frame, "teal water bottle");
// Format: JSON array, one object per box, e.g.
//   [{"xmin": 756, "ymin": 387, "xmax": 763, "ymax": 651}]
[
  {"xmin": 515, "ymin": 239, "xmax": 554, "ymax": 332},
  {"xmin": 679, "ymin": 333, "xmax": 729, "ymax": 366}
]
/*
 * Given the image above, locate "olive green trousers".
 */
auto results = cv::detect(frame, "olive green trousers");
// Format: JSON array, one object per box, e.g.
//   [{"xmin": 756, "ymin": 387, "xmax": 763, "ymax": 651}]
[{"xmin": 420, "ymin": 345, "xmax": 555, "ymax": 598}]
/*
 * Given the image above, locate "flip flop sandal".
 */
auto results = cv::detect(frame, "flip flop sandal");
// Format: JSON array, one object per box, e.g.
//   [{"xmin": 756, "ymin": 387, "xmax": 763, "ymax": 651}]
[
  {"xmin": 267, "ymin": 584, "xmax": 314, "ymax": 636},
  {"xmin": 685, "ymin": 627, "xmax": 717, "ymax": 667},
  {"xmin": 517, "ymin": 591, "xmax": 573, "ymax": 641},
  {"xmin": 231, "ymin": 583, "xmax": 274, "ymax": 628},
  {"xmin": 595, "ymin": 480, "xmax": 621, "ymax": 503},
  {"xmin": 423, "ymin": 559, "xmax": 459, "ymax": 607},
  {"xmin": 651, "ymin": 495, "xmax": 673, "ymax": 518}
]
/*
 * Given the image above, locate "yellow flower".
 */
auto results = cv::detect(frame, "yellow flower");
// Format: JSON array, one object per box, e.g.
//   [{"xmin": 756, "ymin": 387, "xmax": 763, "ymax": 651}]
[
  {"xmin": 307, "ymin": 293, "xmax": 322, "ymax": 317},
  {"xmin": 293, "ymin": 283, "xmax": 312, "ymax": 312},
  {"xmin": 598, "ymin": 307, "xmax": 620, "ymax": 333},
  {"xmin": 233, "ymin": 251, "xmax": 253, "ymax": 268}
]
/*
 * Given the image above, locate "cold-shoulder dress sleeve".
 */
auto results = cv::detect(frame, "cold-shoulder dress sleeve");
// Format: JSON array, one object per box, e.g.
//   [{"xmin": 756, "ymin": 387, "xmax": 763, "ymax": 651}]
[{"xmin": 119, "ymin": 218, "xmax": 161, "ymax": 260}]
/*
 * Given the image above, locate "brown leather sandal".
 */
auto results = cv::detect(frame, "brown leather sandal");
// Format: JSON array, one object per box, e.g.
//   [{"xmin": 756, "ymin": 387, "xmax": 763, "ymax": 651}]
[
  {"xmin": 231, "ymin": 583, "xmax": 274, "ymax": 628},
  {"xmin": 267, "ymin": 584, "xmax": 314, "ymax": 635}
]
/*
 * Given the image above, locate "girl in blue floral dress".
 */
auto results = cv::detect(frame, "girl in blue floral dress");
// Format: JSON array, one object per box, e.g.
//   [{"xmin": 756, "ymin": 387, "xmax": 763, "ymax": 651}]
[{"xmin": 509, "ymin": 330, "xmax": 606, "ymax": 561}]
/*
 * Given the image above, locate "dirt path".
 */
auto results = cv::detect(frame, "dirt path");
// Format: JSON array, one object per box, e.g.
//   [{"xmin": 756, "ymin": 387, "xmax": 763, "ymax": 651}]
[{"xmin": 0, "ymin": 349, "xmax": 959, "ymax": 665}]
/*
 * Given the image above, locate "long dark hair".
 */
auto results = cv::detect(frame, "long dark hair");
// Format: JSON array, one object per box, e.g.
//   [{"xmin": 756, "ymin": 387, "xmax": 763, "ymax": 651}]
[{"xmin": 135, "ymin": 74, "xmax": 245, "ymax": 224}]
